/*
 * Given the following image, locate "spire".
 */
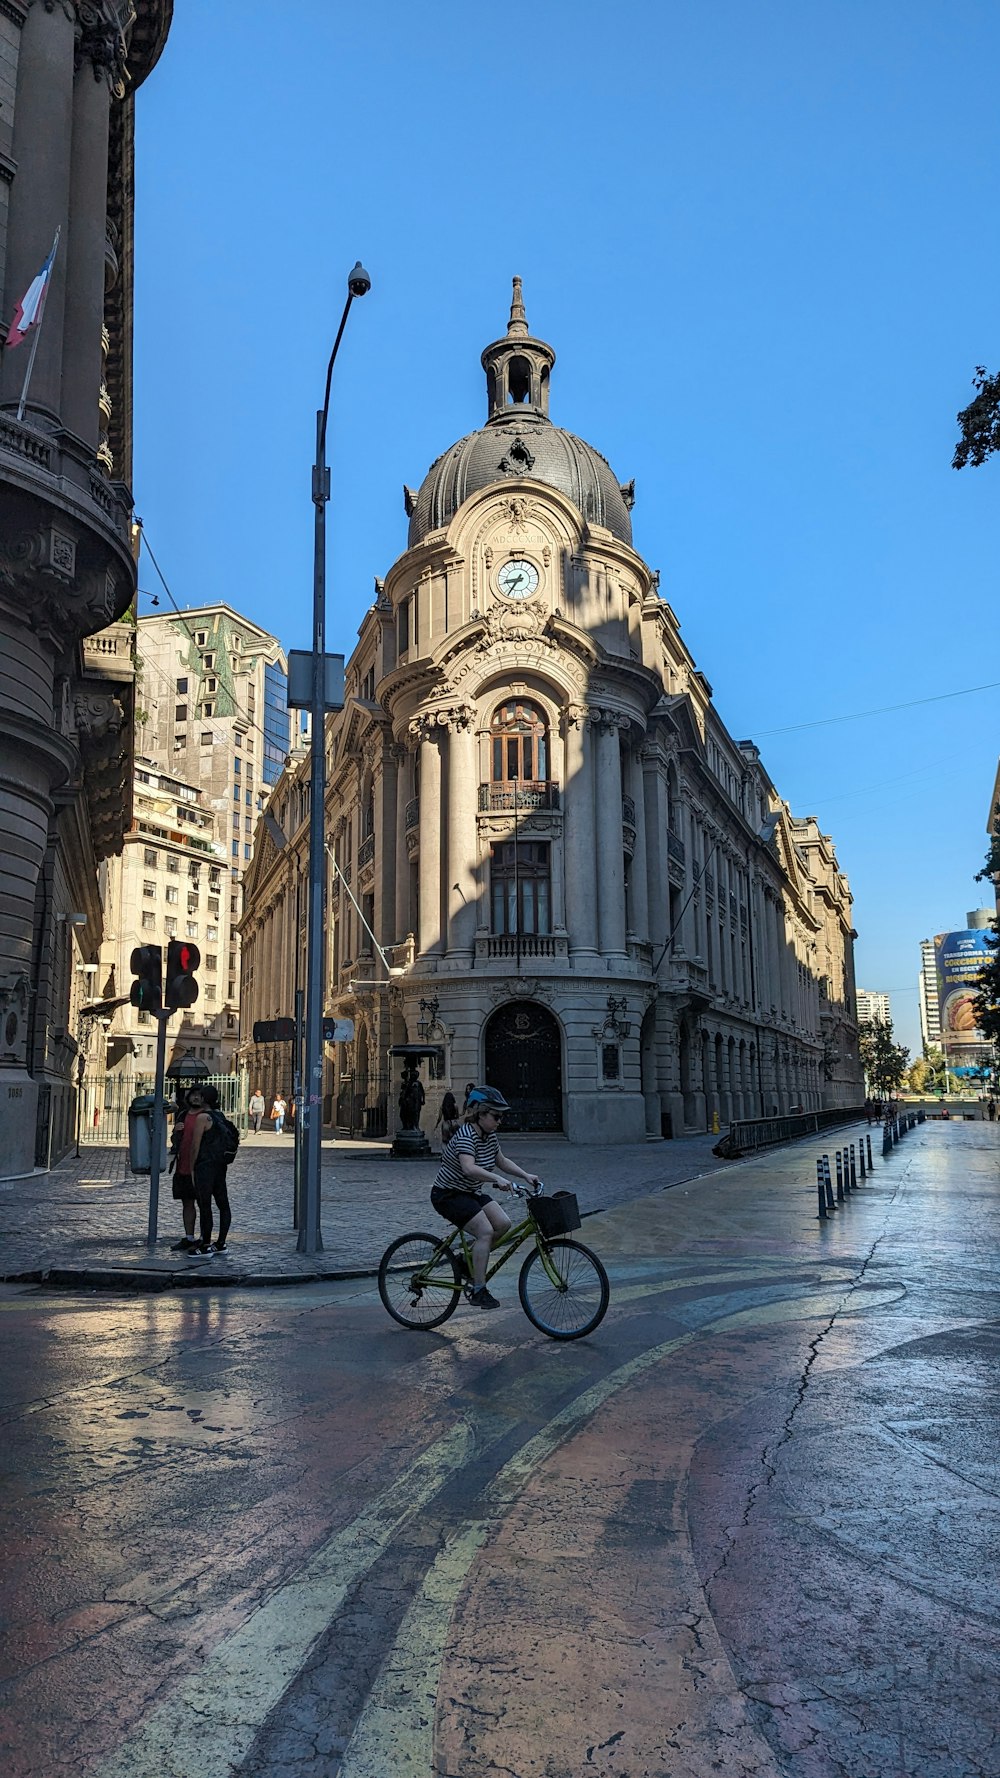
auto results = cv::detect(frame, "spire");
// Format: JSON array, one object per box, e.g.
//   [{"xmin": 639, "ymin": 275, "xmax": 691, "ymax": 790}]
[
  {"xmin": 481, "ymin": 277, "xmax": 556, "ymax": 422},
  {"xmin": 507, "ymin": 275, "xmax": 528, "ymax": 337}
]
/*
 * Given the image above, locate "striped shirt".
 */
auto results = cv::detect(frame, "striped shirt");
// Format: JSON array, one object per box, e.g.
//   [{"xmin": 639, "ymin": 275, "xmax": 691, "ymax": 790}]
[{"xmin": 435, "ymin": 1121, "xmax": 500, "ymax": 1191}]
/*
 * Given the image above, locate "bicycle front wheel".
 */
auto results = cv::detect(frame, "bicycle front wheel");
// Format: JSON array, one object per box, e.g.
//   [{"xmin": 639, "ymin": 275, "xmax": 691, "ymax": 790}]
[
  {"xmin": 518, "ymin": 1238, "xmax": 610, "ymax": 1340},
  {"xmin": 378, "ymin": 1233, "xmax": 461, "ymax": 1330}
]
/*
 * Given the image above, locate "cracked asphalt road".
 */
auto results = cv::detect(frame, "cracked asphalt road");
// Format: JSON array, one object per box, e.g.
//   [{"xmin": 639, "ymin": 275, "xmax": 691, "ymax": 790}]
[{"xmin": 0, "ymin": 1120, "xmax": 997, "ymax": 1777}]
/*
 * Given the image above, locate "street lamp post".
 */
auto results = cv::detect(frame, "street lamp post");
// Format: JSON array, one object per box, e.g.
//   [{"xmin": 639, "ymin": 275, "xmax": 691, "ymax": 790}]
[{"xmin": 299, "ymin": 261, "xmax": 371, "ymax": 1255}]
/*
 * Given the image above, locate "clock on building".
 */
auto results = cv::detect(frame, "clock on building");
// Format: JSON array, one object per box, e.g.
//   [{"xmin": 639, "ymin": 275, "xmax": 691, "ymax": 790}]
[{"xmin": 496, "ymin": 559, "xmax": 540, "ymax": 600}]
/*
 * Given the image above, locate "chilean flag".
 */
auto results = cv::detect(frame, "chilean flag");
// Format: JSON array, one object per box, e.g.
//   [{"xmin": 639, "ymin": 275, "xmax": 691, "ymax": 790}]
[{"xmin": 6, "ymin": 232, "xmax": 59, "ymax": 349}]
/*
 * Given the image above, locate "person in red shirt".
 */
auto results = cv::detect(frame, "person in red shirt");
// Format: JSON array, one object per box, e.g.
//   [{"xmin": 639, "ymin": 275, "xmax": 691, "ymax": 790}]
[{"xmin": 169, "ymin": 1088, "xmax": 205, "ymax": 1253}]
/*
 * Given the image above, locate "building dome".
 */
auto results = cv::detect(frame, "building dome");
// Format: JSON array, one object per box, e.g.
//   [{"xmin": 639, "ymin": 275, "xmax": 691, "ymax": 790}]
[{"xmin": 406, "ymin": 279, "xmax": 634, "ymax": 550}]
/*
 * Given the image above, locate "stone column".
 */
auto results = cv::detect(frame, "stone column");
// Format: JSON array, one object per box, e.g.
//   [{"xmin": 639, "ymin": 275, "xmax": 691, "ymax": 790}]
[
  {"xmin": 642, "ymin": 747, "xmax": 668, "ymax": 967},
  {"xmin": 563, "ymin": 706, "xmax": 598, "ymax": 963},
  {"xmin": 0, "ymin": 0, "xmax": 76, "ymax": 418},
  {"xmin": 680, "ymin": 804, "xmax": 698, "ymax": 958},
  {"xmin": 627, "ymin": 749, "xmax": 649, "ymax": 946},
  {"xmin": 594, "ymin": 713, "xmax": 627, "ymax": 962},
  {"xmin": 61, "ymin": 15, "xmax": 118, "ymax": 447},
  {"xmin": 413, "ymin": 720, "xmax": 443, "ymax": 959},
  {"xmin": 374, "ymin": 745, "xmax": 397, "ymax": 965},
  {"xmin": 394, "ymin": 748, "xmax": 410, "ymax": 945},
  {"xmin": 444, "ymin": 711, "xmax": 477, "ymax": 960}
]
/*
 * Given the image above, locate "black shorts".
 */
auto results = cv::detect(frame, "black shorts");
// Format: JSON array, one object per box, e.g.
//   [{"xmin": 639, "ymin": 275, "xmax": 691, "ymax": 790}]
[
  {"xmin": 431, "ymin": 1184, "xmax": 492, "ymax": 1229},
  {"xmin": 171, "ymin": 1170, "xmax": 196, "ymax": 1201}
]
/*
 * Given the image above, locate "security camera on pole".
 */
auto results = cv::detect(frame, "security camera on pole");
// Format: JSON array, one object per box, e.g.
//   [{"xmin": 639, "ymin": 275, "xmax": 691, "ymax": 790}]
[{"xmin": 287, "ymin": 261, "xmax": 370, "ymax": 1255}]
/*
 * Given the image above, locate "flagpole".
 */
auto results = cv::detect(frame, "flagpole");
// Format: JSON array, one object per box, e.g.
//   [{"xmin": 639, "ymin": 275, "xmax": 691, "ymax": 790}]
[{"xmin": 15, "ymin": 228, "xmax": 59, "ymax": 423}]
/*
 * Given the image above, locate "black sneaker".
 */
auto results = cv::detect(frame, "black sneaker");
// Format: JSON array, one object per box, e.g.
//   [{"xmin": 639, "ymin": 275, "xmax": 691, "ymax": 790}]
[
  {"xmin": 170, "ymin": 1237, "xmax": 195, "ymax": 1252},
  {"xmin": 188, "ymin": 1244, "xmax": 216, "ymax": 1260},
  {"xmin": 468, "ymin": 1286, "xmax": 500, "ymax": 1309}
]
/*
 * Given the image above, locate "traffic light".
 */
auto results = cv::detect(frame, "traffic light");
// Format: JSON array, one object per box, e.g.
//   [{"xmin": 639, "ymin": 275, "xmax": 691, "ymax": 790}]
[
  {"xmin": 165, "ymin": 938, "xmax": 200, "ymax": 1011},
  {"xmin": 129, "ymin": 944, "xmax": 162, "ymax": 1013}
]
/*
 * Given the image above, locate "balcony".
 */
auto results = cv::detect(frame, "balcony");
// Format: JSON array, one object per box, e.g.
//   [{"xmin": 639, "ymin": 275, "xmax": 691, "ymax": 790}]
[
  {"xmin": 475, "ymin": 933, "xmax": 569, "ymax": 964},
  {"xmin": 667, "ymin": 829, "xmax": 685, "ymax": 867},
  {"xmin": 478, "ymin": 781, "xmax": 560, "ymax": 812},
  {"xmin": 405, "ymin": 797, "xmax": 419, "ymax": 830},
  {"xmin": 358, "ymin": 832, "xmax": 375, "ymax": 869}
]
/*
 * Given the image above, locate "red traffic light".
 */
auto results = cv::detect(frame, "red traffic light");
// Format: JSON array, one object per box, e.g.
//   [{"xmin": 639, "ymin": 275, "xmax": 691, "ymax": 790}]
[{"xmin": 165, "ymin": 937, "xmax": 200, "ymax": 1011}]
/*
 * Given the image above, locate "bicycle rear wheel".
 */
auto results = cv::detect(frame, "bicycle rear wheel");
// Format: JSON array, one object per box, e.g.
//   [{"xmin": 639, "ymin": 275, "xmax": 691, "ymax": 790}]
[
  {"xmin": 378, "ymin": 1233, "xmax": 461, "ymax": 1330},
  {"xmin": 518, "ymin": 1238, "xmax": 610, "ymax": 1340}
]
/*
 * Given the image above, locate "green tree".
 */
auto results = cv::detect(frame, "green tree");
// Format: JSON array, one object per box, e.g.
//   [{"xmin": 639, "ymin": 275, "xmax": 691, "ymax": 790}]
[
  {"xmin": 858, "ymin": 1018, "xmax": 910, "ymax": 1099},
  {"xmin": 904, "ymin": 1055, "xmax": 929, "ymax": 1094},
  {"xmin": 971, "ymin": 823, "xmax": 1000, "ymax": 1060},
  {"xmin": 953, "ymin": 366, "xmax": 1000, "ymax": 469}
]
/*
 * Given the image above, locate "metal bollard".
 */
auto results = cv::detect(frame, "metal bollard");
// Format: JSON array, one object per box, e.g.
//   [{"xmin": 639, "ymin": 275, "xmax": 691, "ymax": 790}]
[
  {"xmin": 835, "ymin": 1152, "xmax": 845, "ymax": 1201},
  {"xmin": 858, "ymin": 1138, "xmax": 866, "ymax": 1179},
  {"xmin": 883, "ymin": 1124, "xmax": 892, "ymax": 1155},
  {"xmin": 816, "ymin": 1158, "xmax": 828, "ymax": 1220},
  {"xmin": 866, "ymin": 1132, "xmax": 874, "ymax": 1169},
  {"xmin": 841, "ymin": 1147, "xmax": 852, "ymax": 1193},
  {"xmin": 850, "ymin": 1143, "xmax": 857, "ymax": 1188},
  {"xmin": 823, "ymin": 1154, "xmax": 836, "ymax": 1211}
]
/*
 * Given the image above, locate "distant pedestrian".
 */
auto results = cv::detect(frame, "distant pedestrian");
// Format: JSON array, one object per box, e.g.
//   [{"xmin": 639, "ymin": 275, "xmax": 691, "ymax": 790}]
[
  {"xmin": 435, "ymin": 1091, "xmax": 460, "ymax": 1147},
  {"xmin": 864, "ymin": 1097, "xmax": 874, "ymax": 1126},
  {"xmin": 249, "ymin": 1087, "xmax": 265, "ymax": 1133},
  {"xmin": 462, "ymin": 1081, "xmax": 476, "ymax": 1114},
  {"xmin": 271, "ymin": 1093, "xmax": 287, "ymax": 1134},
  {"xmin": 989, "ymin": 1097, "xmax": 997, "ymax": 1123}
]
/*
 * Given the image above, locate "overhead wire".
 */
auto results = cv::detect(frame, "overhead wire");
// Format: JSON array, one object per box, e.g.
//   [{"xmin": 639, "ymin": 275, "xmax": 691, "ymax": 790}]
[{"xmin": 751, "ymin": 678, "xmax": 1000, "ymax": 738}]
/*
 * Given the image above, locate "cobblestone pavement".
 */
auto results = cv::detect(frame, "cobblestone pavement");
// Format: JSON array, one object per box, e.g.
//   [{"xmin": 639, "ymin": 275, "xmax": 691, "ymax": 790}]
[{"xmin": 0, "ymin": 1125, "xmax": 768, "ymax": 1287}]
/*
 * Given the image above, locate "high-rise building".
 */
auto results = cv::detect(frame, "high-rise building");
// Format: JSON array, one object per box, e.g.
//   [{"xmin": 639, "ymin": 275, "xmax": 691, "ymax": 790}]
[
  {"xmin": 856, "ymin": 989, "xmax": 892, "ymax": 1028},
  {"xmin": 96, "ymin": 606, "xmax": 290, "ymax": 1079},
  {"xmin": 0, "ymin": 2, "xmax": 171, "ymax": 1177},
  {"xmin": 918, "ymin": 941, "xmax": 941, "ymax": 1052}
]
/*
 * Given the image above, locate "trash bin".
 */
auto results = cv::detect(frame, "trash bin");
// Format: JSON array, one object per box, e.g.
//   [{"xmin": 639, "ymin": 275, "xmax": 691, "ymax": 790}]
[{"xmin": 128, "ymin": 1093, "xmax": 168, "ymax": 1176}]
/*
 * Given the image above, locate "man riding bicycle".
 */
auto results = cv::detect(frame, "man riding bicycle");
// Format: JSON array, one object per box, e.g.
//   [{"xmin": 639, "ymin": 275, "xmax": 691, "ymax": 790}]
[{"xmin": 431, "ymin": 1085, "xmax": 541, "ymax": 1309}]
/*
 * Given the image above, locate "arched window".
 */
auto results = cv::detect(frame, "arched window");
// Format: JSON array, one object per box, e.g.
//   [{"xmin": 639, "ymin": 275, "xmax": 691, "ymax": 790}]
[{"xmin": 491, "ymin": 700, "xmax": 548, "ymax": 787}]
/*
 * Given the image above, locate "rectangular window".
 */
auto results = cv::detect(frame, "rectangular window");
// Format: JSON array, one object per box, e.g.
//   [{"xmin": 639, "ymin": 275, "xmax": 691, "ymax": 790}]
[
  {"xmin": 489, "ymin": 841, "xmax": 551, "ymax": 935},
  {"xmin": 234, "ymin": 758, "xmax": 241, "ymax": 776},
  {"xmin": 234, "ymin": 785, "xmax": 241, "ymax": 802},
  {"xmin": 602, "ymin": 1042, "xmax": 621, "ymax": 1082},
  {"xmin": 245, "ymin": 790, "xmax": 252, "ymax": 806},
  {"xmin": 233, "ymin": 814, "xmax": 240, "ymax": 831},
  {"xmin": 232, "ymin": 841, "xmax": 240, "ymax": 857},
  {"xmin": 244, "ymin": 844, "xmax": 251, "ymax": 860},
  {"xmin": 165, "ymin": 886, "xmax": 178, "ymax": 905},
  {"xmin": 202, "ymin": 702, "xmax": 214, "ymax": 717},
  {"xmin": 227, "ymin": 989, "xmax": 236, "ymax": 1007},
  {"xmin": 203, "ymin": 652, "xmax": 214, "ymax": 668},
  {"xmin": 201, "ymin": 731, "xmax": 213, "ymax": 744},
  {"xmin": 175, "ymin": 704, "xmax": 187, "ymax": 723},
  {"xmin": 195, "ymin": 631, "xmax": 207, "ymax": 646},
  {"xmin": 142, "ymin": 911, "xmax": 155, "ymax": 930},
  {"xmin": 143, "ymin": 880, "xmax": 155, "ymax": 898},
  {"xmin": 206, "ymin": 954, "xmax": 217, "ymax": 970},
  {"xmin": 227, "ymin": 1013, "xmax": 237, "ymax": 1030},
  {"xmin": 245, "ymin": 816, "xmax": 252, "ymax": 834},
  {"xmin": 206, "ymin": 924, "xmax": 218, "ymax": 940},
  {"xmin": 230, "ymin": 896, "xmax": 238, "ymax": 914},
  {"xmin": 186, "ymin": 921, "xmax": 198, "ymax": 939},
  {"xmin": 143, "ymin": 848, "xmax": 158, "ymax": 867},
  {"xmin": 166, "ymin": 857, "xmax": 179, "ymax": 874},
  {"xmin": 205, "ymin": 985, "xmax": 216, "ymax": 1002},
  {"xmin": 208, "ymin": 897, "xmax": 220, "ymax": 915},
  {"xmin": 165, "ymin": 915, "xmax": 177, "ymax": 936},
  {"xmin": 206, "ymin": 677, "xmax": 217, "ymax": 693},
  {"xmin": 176, "ymin": 677, "xmax": 188, "ymax": 693},
  {"xmin": 187, "ymin": 896, "xmax": 199, "ymax": 914},
  {"xmin": 137, "ymin": 1010, "xmax": 149, "ymax": 1026},
  {"xmin": 398, "ymin": 598, "xmax": 409, "ymax": 654},
  {"xmin": 234, "ymin": 731, "xmax": 242, "ymax": 747}
]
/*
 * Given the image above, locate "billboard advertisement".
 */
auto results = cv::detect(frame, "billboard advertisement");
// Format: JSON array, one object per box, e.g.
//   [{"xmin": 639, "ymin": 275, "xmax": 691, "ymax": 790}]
[{"xmin": 933, "ymin": 929, "xmax": 992, "ymax": 1053}]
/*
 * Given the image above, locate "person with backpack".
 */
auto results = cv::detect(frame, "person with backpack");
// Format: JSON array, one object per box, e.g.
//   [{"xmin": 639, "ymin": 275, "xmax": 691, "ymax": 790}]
[{"xmin": 186, "ymin": 1083, "xmax": 240, "ymax": 1258}]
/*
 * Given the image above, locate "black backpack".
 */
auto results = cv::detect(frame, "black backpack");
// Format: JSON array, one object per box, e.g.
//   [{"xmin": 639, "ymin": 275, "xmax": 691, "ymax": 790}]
[{"xmin": 199, "ymin": 1108, "xmax": 240, "ymax": 1168}]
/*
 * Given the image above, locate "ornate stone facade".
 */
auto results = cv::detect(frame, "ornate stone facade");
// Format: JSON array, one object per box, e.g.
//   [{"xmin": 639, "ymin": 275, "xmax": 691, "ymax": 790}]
[
  {"xmin": 0, "ymin": 1, "xmax": 170, "ymax": 1175},
  {"xmin": 239, "ymin": 284, "xmax": 863, "ymax": 1141}
]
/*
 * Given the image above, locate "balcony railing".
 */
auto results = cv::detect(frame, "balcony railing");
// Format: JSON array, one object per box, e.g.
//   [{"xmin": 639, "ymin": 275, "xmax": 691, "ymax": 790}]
[
  {"xmin": 358, "ymin": 832, "xmax": 375, "ymax": 869},
  {"xmin": 622, "ymin": 794, "xmax": 636, "ymax": 827},
  {"xmin": 405, "ymin": 797, "xmax": 419, "ymax": 830},
  {"xmin": 476, "ymin": 933, "xmax": 568, "ymax": 962},
  {"xmin": 667, "ymin": 829, "xmax": 685, "ymax": 867},
  {"xmin": 478, "ymin": 781, "xmax": 560, "ymax": 812}
]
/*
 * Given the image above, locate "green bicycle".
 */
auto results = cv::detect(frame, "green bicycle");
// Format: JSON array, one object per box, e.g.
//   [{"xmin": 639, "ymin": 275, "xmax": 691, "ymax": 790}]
[{"xmin": 377, "ymin": 1184, "xmax": 610, "ymax": 1341}]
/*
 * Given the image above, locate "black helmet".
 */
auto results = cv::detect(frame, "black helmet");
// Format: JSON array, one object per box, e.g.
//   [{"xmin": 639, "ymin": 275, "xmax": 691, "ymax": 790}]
[{"xmin": 466, "ymin": 1085, "xmax": 510, "ymax": 1112}]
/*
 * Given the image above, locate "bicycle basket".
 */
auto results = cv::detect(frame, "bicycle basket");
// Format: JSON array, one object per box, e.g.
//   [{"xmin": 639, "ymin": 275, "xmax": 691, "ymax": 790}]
[{"xmin": 529, "ymin": 1191, "xmax": 581, "ymax": 1236}]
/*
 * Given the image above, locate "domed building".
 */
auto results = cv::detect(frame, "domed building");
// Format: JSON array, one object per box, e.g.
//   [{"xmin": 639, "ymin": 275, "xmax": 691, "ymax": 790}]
[{"xmin": 240, "ymin": 282, "xmax": 862, "ymax": 1141}]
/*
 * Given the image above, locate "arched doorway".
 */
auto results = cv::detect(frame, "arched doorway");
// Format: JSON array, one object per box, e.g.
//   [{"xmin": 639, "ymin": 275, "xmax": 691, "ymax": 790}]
[{"xmin": 484, "ymin": 1001, "xmax": 562, "ymax": 1132}]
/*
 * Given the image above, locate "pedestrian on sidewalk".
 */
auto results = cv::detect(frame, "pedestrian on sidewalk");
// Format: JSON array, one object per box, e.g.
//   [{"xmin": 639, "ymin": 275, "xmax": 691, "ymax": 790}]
[
  {"xmin": 271, "ymin": 1093, "xmax": 287, "ymax": 1134},
  {"xmin": 249, "ymin": 1087, "xmax": 265, "ymax": 1133},
  {"xmin": 187, "ymin": 1084, "xmax": 234, "ymax": 1258},
  {"xmin": 988, "ymin": 1097, "xmax": 997, "ymax": 1122},
  {"xmin": 169, "ymin": 1089, "xmax": 203, "ymax": 1254},
  {"xmin": 434, "ymin": 1090, "xmax": 460, "ymax": 1147}
]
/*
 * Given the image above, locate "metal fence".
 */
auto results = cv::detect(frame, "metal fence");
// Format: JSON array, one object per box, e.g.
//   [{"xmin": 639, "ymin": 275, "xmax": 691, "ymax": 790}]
[
  {"xmin": 78, "ymin": 1070, "xmax": 250, "ymax": 1146},
  {"xmin": 715, "ymin": 1105, "xmax": 867, "ymax": 1159},
  {"xmin": 333, "ymin": 1070, "xmax": 391, "ymax": 1139}
]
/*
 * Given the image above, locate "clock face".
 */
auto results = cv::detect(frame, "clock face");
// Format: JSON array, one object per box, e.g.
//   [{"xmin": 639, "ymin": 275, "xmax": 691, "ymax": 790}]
[{"xmin": 496, "ymin": 558, "xmax": 540, "ymax": 600}]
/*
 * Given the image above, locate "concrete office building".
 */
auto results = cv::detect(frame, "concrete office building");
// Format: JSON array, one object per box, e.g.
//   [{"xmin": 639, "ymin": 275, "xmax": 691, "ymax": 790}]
[
  {"xmin": 239, "ymin": 283, "xmax": 863, "ymax": 1139},
  {"xmin": 94, "ymin": 606, "xmax": 290, "ymax": 1081},
  {"xmin": 0, "ymin": 1, "xmax": 171, "ymax": 1176},
  {"xmin": 856, "ymin": 989, "xmax": 892, "ymax": 1028},
  {"xmin": 918, "ymin": 940, "xmax": 941, "ymax": 1052}
]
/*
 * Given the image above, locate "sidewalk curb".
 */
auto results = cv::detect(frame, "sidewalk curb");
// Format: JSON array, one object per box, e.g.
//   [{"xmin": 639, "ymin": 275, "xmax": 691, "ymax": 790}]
[{"xmin": 10, "ymin": 1263, "xmax": 379, "ymax": 1292}]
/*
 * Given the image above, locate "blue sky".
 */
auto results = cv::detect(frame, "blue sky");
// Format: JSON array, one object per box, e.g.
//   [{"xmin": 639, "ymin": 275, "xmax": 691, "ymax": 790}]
[{"xmin": 133, "ymin": 1, "xmax": 1000, "ymax": 1055}]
